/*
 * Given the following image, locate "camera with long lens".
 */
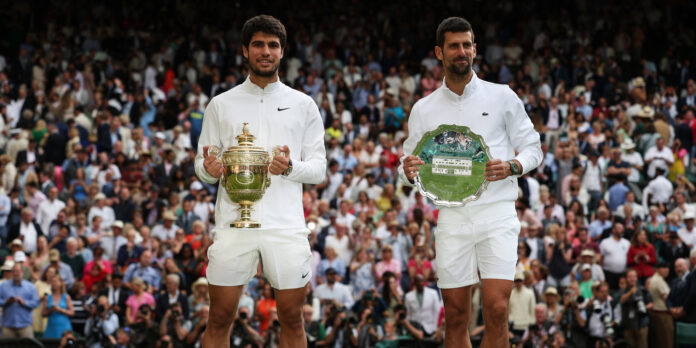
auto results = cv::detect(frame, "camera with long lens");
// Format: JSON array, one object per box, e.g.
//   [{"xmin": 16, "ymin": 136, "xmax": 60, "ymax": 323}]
[
  {"xmin": 238, "ymin": 311, "xmax": 247, "ymax": 320},
  {"xmin": 634, "ymin": 293, "xmax": 647, "ymax": 314},
  {"xmin": 97, "ymin": 304, "xmax": 106, "ymax": 314},
  {"xmin": 601, "ymin": 314, "xmax": 614, "ymax": 337},
  {"xmin": 172, "ymin": 309, "xmax": 181, "ymax": 321},
  {"xmin": 592, "ymin": 299, "xmax": 602, "ymax": 313},
  {"xmin": 65, "ymin": 338, "xmax": 76, "ymax": 348}
]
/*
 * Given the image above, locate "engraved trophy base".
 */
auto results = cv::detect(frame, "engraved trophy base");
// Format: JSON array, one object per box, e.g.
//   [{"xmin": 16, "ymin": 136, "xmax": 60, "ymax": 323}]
[{"xmin": 230, "ymin": 200, "xmax": 261, "ymax": 228}]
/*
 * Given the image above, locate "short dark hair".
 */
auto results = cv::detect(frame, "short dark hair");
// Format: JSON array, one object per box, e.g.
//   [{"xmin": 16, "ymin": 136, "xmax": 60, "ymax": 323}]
[
  {"xmin": 436, "ymin": 17, "xmax": 474, "ymax": 48},
  {"xmin": 241, "ymin": 15, "xmax": 287, "ymax": 49}
]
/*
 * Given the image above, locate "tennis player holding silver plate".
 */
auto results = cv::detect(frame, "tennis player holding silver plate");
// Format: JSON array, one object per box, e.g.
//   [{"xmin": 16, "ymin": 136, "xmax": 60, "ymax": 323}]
[{"xmin": 399, "ymin": 17, "xmax": 542, "ymax": 348}]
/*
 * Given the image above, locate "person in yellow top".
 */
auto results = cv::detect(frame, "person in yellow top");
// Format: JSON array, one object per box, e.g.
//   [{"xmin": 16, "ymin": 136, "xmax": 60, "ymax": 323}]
[
  {"xmin": 31, "ymin": 265, "xmax": 55, "ymax": 333},
  {"xmin": 376, "ymin": 183, "xmax": 395, "ymax": 212}
]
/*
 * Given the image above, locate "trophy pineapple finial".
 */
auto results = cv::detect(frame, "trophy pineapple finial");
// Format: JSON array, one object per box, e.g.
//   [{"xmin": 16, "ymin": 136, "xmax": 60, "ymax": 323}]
[{"xmin": 236, "ymin": 122, "xmax": 255, "ymax": 146}]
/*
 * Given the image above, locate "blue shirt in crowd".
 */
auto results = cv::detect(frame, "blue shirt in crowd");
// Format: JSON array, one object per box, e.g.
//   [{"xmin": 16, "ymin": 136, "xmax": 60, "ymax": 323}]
[
  {"xmin": 123, "ymin": 263, "xmax": 161, "ymax": 289},
  {"xmin": 0, "ymin": 279, "xmax": 40, "ymax": 328}
]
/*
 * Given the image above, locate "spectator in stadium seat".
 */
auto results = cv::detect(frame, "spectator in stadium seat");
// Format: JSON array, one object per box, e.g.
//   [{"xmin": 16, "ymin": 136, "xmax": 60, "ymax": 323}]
[{"xmin": 0, "ymin": 263, "xmax": 39, "ymax": 338}]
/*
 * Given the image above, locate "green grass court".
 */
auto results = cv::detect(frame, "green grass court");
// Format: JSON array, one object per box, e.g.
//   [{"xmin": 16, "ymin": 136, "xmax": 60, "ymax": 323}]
[{"xmin": 419, "ymin": 161, "xmax": 486, "ymax": 202}]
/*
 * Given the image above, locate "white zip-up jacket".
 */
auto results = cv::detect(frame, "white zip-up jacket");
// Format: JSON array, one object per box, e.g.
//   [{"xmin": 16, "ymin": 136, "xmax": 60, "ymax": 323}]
[
  {"xmin": 400, "ymin": 73, "xmax": 542, "ymax": 222},
  {"xmin": 195, "ymin": 77, "xmax": 326, "ymax": 231}
]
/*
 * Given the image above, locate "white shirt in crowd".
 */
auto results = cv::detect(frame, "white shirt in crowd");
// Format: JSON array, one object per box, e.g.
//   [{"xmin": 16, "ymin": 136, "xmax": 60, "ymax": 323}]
[
  {"xmin": 599, "ymin": 236, "xmax": 631, "ymax": 274},
  {"xmin": 644, "ymin": 146, "xmax": 672, "ymax": 178},
  {"xmin": 20, "ymin": 221, "xmax": 38, "ymax": 254},
  {"xmin": 36, "ymin": 198, "xmax": 66, "ymax": 235},
  {"xmin": 152, "ymin": 223, "xmax": 180, "ymax": 241},
  {"xmin": 325, "ymin": 234, "xmax": 353, "ymax": 265},
  {"xmin": 314, "ymin": 282, "xmax": 354, "ymax": 310},
  {"xmin": 581, "ymin": 160, "xmax": 603, "ymax": 192},
  {"xmin": 88, "ymin": 206, "xmax": 115, "ymax": 230},
  {"xmin": 404, "ymin": 287, "xmax": 442, "ymax": 334},
  {"xmin": 509, "ymin": 285, "xmax": 536, "ymax": 331},
  {"xmin": 642, "ymin": 175, "xmax": 674, "ymax": 211},
  {"xmin": 622, "ymin": 152, "xmax": 644, "ymax": 183},
  {"xmin": 678, "ymin": 226, "xmax": 696, "ymax": 248}
]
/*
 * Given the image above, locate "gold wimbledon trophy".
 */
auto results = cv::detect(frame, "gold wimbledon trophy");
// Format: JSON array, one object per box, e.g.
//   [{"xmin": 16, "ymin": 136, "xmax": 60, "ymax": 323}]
[{"xmin": 207, "ymin": 123, "xmax": 279, "ymax": 228}]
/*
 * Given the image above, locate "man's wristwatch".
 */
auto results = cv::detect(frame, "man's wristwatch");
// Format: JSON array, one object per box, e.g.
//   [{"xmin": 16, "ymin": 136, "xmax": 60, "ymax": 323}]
[
  {"xmin": 507, "ymin": 160, "xmax": 521, "ymax": 176},
  {"xmin": 282, "ymin": 159, "xmax": 293, "ymax": 176}
]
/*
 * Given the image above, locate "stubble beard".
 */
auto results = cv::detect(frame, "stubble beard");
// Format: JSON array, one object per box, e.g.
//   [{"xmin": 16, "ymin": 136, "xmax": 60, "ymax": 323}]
[
  {"xmin": 249, "ymin": 61, "xmax": 279, "ymax": 78},
  {"xmin": 448, "ymin": 59, "xmax": 471, "ymax": 77}
]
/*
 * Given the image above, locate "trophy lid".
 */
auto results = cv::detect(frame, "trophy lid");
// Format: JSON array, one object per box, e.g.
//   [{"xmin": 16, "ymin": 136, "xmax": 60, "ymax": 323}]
[{"xmin": 236, "ymin": 123, "xmax": 255, "ymax": 146}]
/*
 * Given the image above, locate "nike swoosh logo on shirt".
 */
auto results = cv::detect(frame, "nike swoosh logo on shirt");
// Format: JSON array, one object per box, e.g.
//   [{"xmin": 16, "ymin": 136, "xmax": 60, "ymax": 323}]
[
  {"xmin": 302, "ymin": 272, "xmax": 309, "ymax": 279},
  {"xmin": 278, "ymin": 107, "xmax": 290, "ymax": 111}
]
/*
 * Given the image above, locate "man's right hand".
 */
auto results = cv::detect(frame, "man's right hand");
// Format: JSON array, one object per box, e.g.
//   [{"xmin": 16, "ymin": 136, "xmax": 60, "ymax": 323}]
[
  {"xmin": 402, "ymin": 155, "xmax": 424, "ymax": 182},
  {"xmin": 202, "ymin": 146, "xmax": 224, "ymax": 179}
]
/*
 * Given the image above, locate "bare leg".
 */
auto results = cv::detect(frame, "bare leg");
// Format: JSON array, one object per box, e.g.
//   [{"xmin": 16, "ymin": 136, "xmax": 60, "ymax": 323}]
[
  {"xmin": 480, "ymin": 279, "xmax": 513, "ymax": 348},
  {"xmin": 275, "ymin": 284, "xmax": 309, "ymax": 348},
  {"xmin": 441, "ymin": 286, "xmax": 473, "ymax": 348},
  {"xmin": 201, "ymin": 284, "xmax": 244, "ymax": 348}
]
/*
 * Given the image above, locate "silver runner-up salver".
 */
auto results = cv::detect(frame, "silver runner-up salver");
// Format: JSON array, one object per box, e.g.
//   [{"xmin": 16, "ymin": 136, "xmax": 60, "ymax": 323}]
[{"xmin": 412, "ymin": 124, "xmax": 491, "ymax": 207}]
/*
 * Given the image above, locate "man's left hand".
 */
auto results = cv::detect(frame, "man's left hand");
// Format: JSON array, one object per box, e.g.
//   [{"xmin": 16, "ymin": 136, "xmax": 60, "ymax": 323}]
[
  {"xmin": 269, "ymin": 145, "xmax": 290, "ymax": 175},
  {"xmin": 485, "ymin": 159, "xmax": 513, "ymax": 181}
]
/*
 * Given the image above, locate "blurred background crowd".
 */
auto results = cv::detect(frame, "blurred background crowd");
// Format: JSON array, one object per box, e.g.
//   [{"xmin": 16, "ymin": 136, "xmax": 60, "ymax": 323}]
[{"xmin": 0, "ymin": 0, "xmax": 696, "ymax": 347}]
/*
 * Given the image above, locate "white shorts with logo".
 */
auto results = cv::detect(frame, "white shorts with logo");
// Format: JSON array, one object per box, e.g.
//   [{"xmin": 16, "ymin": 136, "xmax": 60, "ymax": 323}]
[
  {"xmin": 435, "ymin": 201, "xmax": 520, "ymax": 289},
  {"xmin": 206, "ymin": 227, "xmax": 312, "ymax": 290}
]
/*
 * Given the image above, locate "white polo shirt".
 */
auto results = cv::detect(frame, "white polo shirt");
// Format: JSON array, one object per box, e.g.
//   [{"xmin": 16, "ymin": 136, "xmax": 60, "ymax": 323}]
[
  {"xmin": 195, "ymin": 77, "xmax": 327, "ymax": 231},
  {"xmin": 399, "ymin": 73, "xmax": 542, "ymax": 222}
]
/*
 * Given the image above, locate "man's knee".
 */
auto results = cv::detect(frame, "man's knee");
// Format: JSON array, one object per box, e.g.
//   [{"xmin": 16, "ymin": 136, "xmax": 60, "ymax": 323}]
[
  {"xmin": 443, "ymin": 301, "xmax": 471, "ymax": 328},
  {"xmin": 277, "ymin": 305, "xmax": 304, "ymax": 333},
  {"xmin": 207, "ymin": 306, "xmax": 236, "ymax": 331},
  {"xmin": 484, "ymin": 300, "xmax": 508, "ymax": 324}
]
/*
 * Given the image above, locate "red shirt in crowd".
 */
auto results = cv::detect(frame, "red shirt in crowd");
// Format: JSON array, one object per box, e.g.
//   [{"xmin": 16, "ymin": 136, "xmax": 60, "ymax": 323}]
[{"xmin": 626, "ymin": 243, "xmax": 657, "ymax": 278}]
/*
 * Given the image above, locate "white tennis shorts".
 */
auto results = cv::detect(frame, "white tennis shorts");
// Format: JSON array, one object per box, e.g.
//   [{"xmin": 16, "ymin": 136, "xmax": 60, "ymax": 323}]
[
  {"xmin": 435, "ymin": 201, "xmax": 520, "ymax": 289},
  {"xmin": 206, "ymin": 227, "xmax": 312, "ymax": 290}
]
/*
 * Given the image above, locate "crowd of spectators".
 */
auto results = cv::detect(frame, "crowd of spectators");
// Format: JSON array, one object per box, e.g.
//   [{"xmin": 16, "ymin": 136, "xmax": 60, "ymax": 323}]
[{"xmin": 1, "ymin": 0, "xmax": 696, "ymax": 347}]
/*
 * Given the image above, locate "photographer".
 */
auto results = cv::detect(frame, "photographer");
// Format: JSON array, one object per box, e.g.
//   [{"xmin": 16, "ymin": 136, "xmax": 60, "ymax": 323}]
[
  {"xmin": 303, "ymin": 304, "xmax": 326, "ymax": 348},
  {"xmin": 554, "ymin": 285, "xmax": 587, "ymax": 348},
  {"xmin": 128, "ymin": 304, "xmax": 160, "ymax": 348},
  {"xmin": 356, "ymin": 307, "xmax": 384, "ymax": 347},
  {"xmin": 58, "ymin": 330, "xmax": 79, "ymax": 348},
  {"xmin": 185, "ymin": 306, "xmax": 209, "ymax": 346},
  {"xmin": 263, "ymin": 310, "xmax": 281, "ymax": 348},
  {"xmin": 520, "ymin": 304, "xmax": 556, "ymax": 348},
  {"xmin": 85, "ymin": 295, "xmax": 120, "ymax": 348},
  {"xmin": 618, "ymin": 268, "xmax": 652, "ymax": 348},
  {"xmin": 586, "ymin": 282, "xmax": 616, "ymax": 347},
  {"xmin": 320, "ymin": 302, "xmax": 358, "ymax": 348},
  {"xmin": 229, "ymin": 306, "xmax": 263, "ymax": 348},
  {"xmin": 158, "ymin": 302, "xmax": 191, "ymax": 348},
  {"xmin": 351, "ymin": 289, "xmax": 387, "ymax": 328},
  {"xmin": 390, "ymin": 304, "xmax": 425, "ymax": 346}
]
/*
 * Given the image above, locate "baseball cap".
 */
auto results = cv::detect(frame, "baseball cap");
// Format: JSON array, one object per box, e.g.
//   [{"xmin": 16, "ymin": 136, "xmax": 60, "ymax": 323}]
[
  {"xmin": 581, "ymin": 264, "xmax": 592, "ymax": 271},
  {"xmin": 514, "ymin": 271, "xmax": 525, "ymax": 281},
  {"xmin": 13, "ymin": 251, "xmax": 27, "ymax": 263},
  {"xmin": 190, "ymin": 181, "xmax": 204, "ymax": 191},
  {"xmin": 49, "ymin": 249, "xmax": 60, "ymax": 262}
]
